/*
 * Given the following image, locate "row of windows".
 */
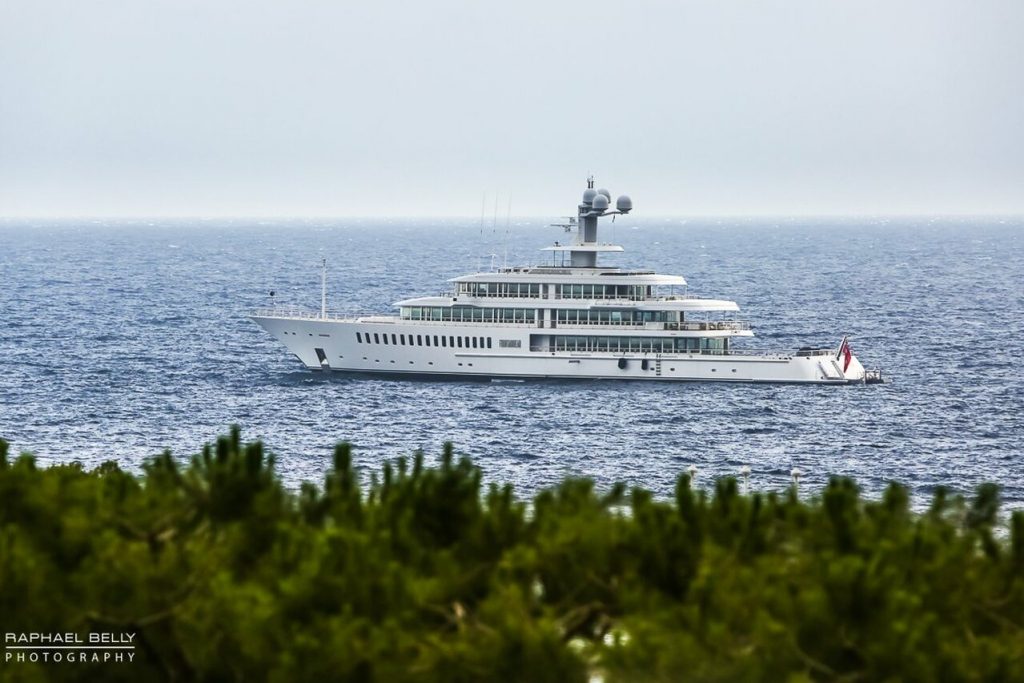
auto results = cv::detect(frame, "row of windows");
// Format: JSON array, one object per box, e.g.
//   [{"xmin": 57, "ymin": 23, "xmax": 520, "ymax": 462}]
[
  {"xmin": 556, "ymin": 284, "xmax": 650, "ymax": 300},
  {"xmin": 401, "ymin": 306, "xmax": 537, "ymax": 323},
  {"xmin": 451, "ymin": 283, "xmax": 654, "ymax": 300},
  {"xmin": 548, "ymin": 336, "xmax": 729, "ymax": 353},
  {"xmin": 554, "ymin": 309, "xmax": 677, "ymax": 325},
  {"xmin": 356, "ymin": 330, "xmax": 494, "ymax": 350},
  {"xmin": 457, "ymin": 282, "xmax": 543, "ymax": 298}
]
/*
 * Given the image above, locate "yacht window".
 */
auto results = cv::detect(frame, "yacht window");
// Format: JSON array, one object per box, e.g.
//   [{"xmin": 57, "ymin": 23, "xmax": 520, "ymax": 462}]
[
  {"xmin": 441, "ymin": 336, "xmax": 447, "ymax": 347},
  {"xmin": 391, "ymin": 334, "xmax": 397, "ymax": 345},
  {"xmin": 400, "ymin": 334, "xmax": 405, "ymax": 345},
  {"xmin": 356, "ymin": 332, "xmax": 362, "ymax": 343},
  {"xmin": 382, "ymin": 334, "xmax": 389, "ymax": 345},
  {"xmin": 449, "ymin": 336, "xmax": 455, "ymax": 347},
  {"xmin": 487, "ymin": 337, "xmax": 492, "ymax": 348},
  {"xmin": 417, "ymin": 335, "xmax": 423, "ymax": 346},
  {"xmin": 457, "ymin": 337, "xmax": 463, "ymax": 348},
  {"xmin": 374, "ymin": 333, "xmax": 380, "ymax": 344},
  {"xmin": 433, "ymin": 335, "xmax": 439, "ymax": 346},
  {"xmin": 472, "ymin": 337, "xmax": 477, "ymax": 348}
]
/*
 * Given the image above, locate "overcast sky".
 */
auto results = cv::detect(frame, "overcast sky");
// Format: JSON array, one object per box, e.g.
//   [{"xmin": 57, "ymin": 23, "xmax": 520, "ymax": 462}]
[{"xmin": 1, "ymin": 0, "xmax": 1022, "ymax": 217}]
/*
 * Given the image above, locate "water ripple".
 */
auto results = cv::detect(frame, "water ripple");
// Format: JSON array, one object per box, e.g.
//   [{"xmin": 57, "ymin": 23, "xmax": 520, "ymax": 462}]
[{"xmin": 1, "ymin": 216, "xmax": 1022, "ymax": 510}]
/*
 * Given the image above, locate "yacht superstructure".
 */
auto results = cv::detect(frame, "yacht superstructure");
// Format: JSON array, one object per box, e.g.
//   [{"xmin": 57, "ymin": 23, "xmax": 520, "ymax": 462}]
[{"xmin": 252, "ymin": 179, "xmax": 875, "ymax": 384}]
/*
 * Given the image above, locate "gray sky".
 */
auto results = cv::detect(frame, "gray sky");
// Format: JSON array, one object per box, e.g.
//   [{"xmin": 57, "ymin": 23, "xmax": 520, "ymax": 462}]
[{"xmin": 2, "ymin": 0, "xmax": 1022, "ymax": 217}]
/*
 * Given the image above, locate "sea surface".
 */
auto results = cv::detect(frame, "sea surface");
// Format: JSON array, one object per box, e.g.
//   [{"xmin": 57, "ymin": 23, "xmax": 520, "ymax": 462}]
[{"xmin": 2, "ymin": 217, "xmax": 1022, "ymax": 509}]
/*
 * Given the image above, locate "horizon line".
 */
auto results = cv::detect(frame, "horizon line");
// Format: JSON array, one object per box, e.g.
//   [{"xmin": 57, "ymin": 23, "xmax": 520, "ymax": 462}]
[{"xmin": 2, "ymin": 212, "xmax": 1022, "ymax": 222}]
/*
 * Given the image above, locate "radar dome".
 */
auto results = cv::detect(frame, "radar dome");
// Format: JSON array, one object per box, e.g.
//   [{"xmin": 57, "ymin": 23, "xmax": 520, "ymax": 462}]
[
  {"xmin": 582, "ymin": 188, "xmax": 597, "ymax": 205},
  {"xmin": 592, "ymin": 194, "xmax": 609, "ymax": 211},
  {"xmin": 597, "ymin": 188, "xmax": 611, "ymax": 201},
  {"xmin": 616, "ymin": 195, "xmax": 633, "ymax": 213}
]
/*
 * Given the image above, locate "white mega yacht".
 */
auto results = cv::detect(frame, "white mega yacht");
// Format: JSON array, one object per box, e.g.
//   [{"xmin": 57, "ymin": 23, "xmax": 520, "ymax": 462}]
[{"xmin": 253, "ymin": 179, "xmax": 877, "ymax": 384}]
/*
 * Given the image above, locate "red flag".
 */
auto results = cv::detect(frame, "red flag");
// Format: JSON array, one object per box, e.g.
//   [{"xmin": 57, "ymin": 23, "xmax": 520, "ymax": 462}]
[{"xmin": 839, "ymin": 338, "xmax": 853, "ymax": 372}]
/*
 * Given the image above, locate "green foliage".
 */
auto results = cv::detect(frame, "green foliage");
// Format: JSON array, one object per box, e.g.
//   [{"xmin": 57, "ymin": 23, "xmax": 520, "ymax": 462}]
[{"xmin": 0, "ymin": 432, "xmax": 1022, "ymax": 682}]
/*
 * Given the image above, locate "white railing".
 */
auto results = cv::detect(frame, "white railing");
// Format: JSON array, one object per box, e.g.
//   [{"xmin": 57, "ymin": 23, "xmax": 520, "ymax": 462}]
[
  {"xmin": 455, "ymin": 292, "xmax": 544, "ymax": 300},
  {"xmin": 667, "ymin": 321, "xmax": 751, "ymax": 331},
  {"xmin": 552, "ymin": 320, "xmax": 750, "ymax": 331},
  {"xmin": 400, "ymin": 319, "xmax": 534, "ymax": 327},
  {"xmin": 251, "ymin": 307, "xmax": 359, "ymax": 321},
  {"xmin": 529, "ymin": 347, "xmax": 795, "ymax": 359}
]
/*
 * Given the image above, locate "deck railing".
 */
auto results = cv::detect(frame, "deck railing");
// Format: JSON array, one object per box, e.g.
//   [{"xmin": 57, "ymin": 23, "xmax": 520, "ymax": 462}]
[
  {"xmin": 528, "ymin": 347, "xmax": 793, "ymax": 359},
  {"xmin": 554, "ymin": 320, "xmax": 750, "ymax": 331}
]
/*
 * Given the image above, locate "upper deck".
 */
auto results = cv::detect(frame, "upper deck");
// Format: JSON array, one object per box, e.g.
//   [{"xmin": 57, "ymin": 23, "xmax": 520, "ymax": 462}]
[{"xmin": 451, "ymin": 267, "xmax": 687, "ymax": 287}]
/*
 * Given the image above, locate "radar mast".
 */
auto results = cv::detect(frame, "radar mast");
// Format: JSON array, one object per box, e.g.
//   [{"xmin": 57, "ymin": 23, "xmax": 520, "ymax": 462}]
[{"xmin": 570, "ymin": 176, "xmax": 633, "ymax": 267}]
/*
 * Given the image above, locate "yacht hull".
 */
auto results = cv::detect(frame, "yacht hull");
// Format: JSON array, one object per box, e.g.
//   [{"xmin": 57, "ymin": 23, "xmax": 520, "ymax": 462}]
[{"xmin": 252, "ymin": 315, "xmax": 867, "ymax": 385}]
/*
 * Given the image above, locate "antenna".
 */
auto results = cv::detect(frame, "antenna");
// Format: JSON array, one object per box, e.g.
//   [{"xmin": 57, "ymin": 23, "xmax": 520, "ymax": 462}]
[
  {"xmin": 491, "ymin": 191, "xmax": 499, "ymax": 268},
  {"xmin": 503, "ymin": 193, "xmax": 512, "ymax": 268},
  {"xmin": 478, "ymin": 191, "xmax": 486, "ymax": 273},
  {"xmin": 492, "ymin": 191, "xmax": 499, "ymax": 233},
  {"xmin": 320, "ymin": 258, "xmax": 327, "ymax": 319}
]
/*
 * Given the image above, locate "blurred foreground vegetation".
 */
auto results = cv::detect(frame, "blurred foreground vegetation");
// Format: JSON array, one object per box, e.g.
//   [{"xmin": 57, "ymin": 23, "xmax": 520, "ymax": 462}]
[{"xmin": 1, "ymin": 429, "xmax": 1023, "ymax": 682}]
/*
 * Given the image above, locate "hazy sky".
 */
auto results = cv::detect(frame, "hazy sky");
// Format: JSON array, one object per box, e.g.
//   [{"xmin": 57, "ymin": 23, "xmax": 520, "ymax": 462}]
[{"xmin": 2, "ymin": 0, "xmax": 1022, "ymax": 217}]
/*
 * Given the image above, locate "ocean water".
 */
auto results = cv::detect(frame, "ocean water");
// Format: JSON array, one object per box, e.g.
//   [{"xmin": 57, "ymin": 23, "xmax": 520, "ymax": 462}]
[{"xmin": 2, "ymin": 217, "xmax": 1022, "ymax": 508}]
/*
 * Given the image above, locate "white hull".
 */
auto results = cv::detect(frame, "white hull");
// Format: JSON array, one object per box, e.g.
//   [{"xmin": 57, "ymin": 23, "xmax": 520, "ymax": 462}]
[{"xmin": 253, "ymin": 315, "xmax": 868, "ymax": 385}]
